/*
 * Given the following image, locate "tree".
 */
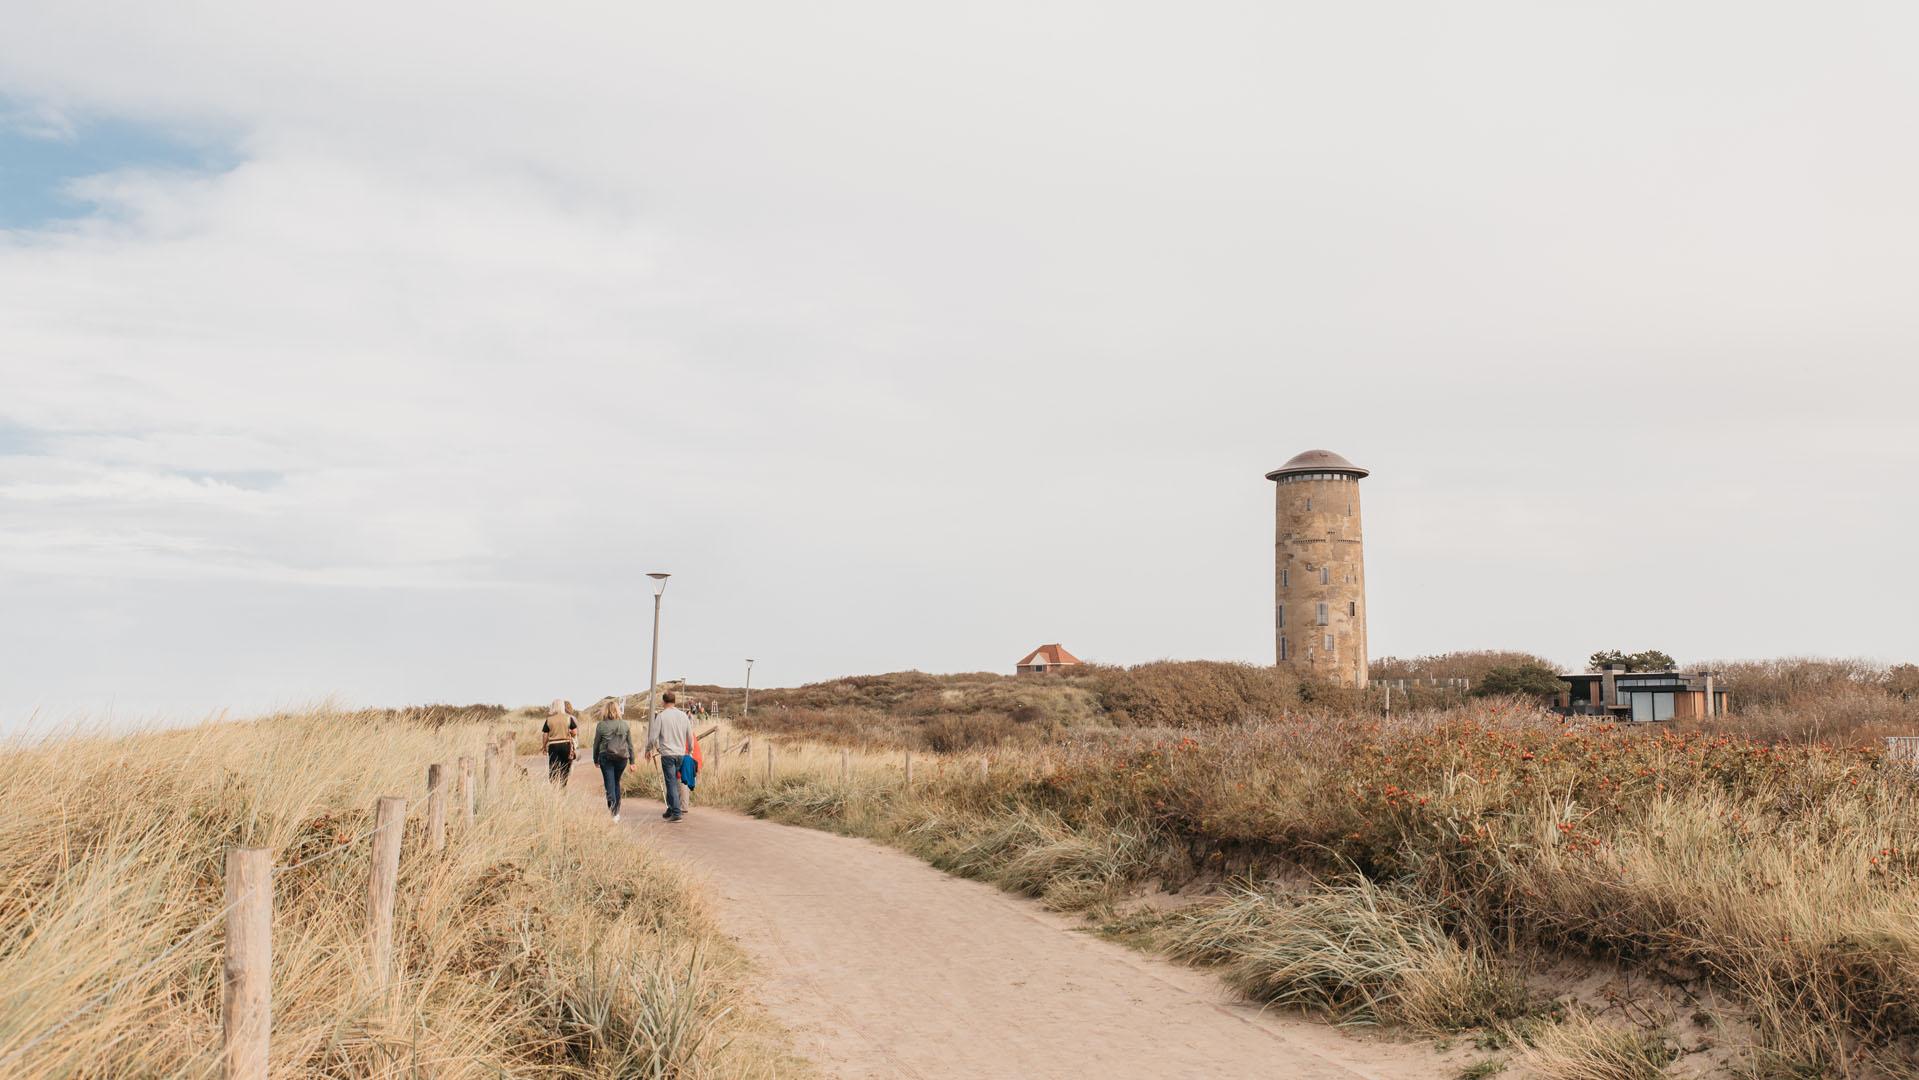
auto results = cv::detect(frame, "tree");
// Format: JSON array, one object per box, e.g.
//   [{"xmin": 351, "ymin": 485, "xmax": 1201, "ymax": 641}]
[
  {"xmin": 1474, "ymin": 662, "xmax": 1566, "ymax": 699},
  {"xmin": 1588, "ymin": 649, "xmax": 1676, "ymax": 673},
  {"xmin": 1889, "ymin": 664, "xmax": 1919, "ymax": 699}
]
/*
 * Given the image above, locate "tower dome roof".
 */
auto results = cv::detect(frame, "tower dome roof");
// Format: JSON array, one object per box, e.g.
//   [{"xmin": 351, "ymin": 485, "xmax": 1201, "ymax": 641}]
[{"xmin": 1265, "ymin": 449, "xmax": 1369, "ymax": 481}]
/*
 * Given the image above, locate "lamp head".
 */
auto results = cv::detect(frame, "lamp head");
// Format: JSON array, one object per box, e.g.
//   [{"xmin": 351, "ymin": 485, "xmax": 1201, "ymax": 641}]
[{"xmin": 646, "ymin": 571, "xmax": 670, "ymax": 595}]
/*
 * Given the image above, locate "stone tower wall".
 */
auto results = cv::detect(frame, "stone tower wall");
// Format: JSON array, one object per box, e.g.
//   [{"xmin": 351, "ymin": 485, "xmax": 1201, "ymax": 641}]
[{"xmin": 1274, "ymin": 474, "xmax": 1368, "ymax": 687}]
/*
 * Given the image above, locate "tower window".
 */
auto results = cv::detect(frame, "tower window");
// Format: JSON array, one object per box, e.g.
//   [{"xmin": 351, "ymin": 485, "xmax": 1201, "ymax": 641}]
[
  {"xmin": 1304, "ymin": 497, "xmax": 1312, "ymax": 511},
  {"xmin": 1279, "ymin": 636, "xmax": 1289, "ymax": 660},
  {"xmin": 1348, "ymin": 601, "xmax": 1356, "ymax": 616},
  {"xmin": 1320, "ymin": 566, "xmax": 1331, "ymax": 586},
  {"xmin": 1280, "ymin": 568, "xmax": 1289, "ymax": 588},
  {"xmin": 1277, "ymin": 604, "xmax": 1285, "ymax": 627},
  {"xmin": 1316, "ymin": 602, "xmax": 1329, "ymax": 625},
  {"xmin": 1324, "ymin": 634, "xmax": 1335, "ymax": 652}
]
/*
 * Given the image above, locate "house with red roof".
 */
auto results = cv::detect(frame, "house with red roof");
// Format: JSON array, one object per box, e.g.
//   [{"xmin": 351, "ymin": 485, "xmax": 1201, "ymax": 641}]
[{"xmin": 1016, "ymin": 643, "xmax": 1082, "ymax": 675}]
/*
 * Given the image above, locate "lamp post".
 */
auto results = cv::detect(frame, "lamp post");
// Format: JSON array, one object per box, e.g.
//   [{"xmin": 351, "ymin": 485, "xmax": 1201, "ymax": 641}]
[
  {"xmin": 743, "ymin": 659, "xmax": 756, "ymax": 718},
  {"xmin": 645, "ymin": 572, "xmax": 670, "ymax": 724}
]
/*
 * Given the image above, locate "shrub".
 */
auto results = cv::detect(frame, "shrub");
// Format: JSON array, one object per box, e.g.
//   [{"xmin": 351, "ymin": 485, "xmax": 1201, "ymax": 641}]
[
  {"xmin": 1473, "ymin": 663, "xmax": 1565, "ymax": 699},
  {"xmin": 1090, "ymin": 661, "xmax": 1299, "ymax": 727},
  {"xmin": 1372, "ymin": 651, "xmax": 1559, "ymax": 684}
]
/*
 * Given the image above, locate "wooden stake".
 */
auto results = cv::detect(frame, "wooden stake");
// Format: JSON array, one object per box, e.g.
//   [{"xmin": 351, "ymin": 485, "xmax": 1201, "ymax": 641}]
[
  {"xmin": 482, "ymin": 744, "xmax": 498, "ymax": 798},
  {"xmin": 840, "ymin": 748, "xmax": 850, "ymax": 784},
  {"xmin": 222, "ymin": 847, "xmax": 271, "ymax": 1080},
  {"xmin": 904, "ymin": 751, "xmax": 913, "ymax": 785},
  {"xmin": 765, "ymin": 742, "xmax": 774, "ymax": 783},
  {"xmin": 367, "ymin": 795, "xmax": 406, "ymax": 990},
  {"xmin": 458, "ymin": 756, "xmax": 475, "ymax": 825},
  {"xmin": 980, "ymin": 755, "xmax": 989, "ymax": 782},
  {"xmin": 426, "ymin": 763, "xmax": 446, "ymax": 853}
]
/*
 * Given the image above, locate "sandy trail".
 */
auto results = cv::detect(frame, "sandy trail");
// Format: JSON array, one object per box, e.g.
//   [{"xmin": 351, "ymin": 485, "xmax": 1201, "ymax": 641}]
[{"xmin": 556, "ymin": 761, "xmax": 1452, "ymax": 1079}]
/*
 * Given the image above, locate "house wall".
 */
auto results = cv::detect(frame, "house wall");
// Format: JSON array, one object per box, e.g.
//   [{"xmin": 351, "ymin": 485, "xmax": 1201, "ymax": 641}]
[{"xmin": 1274, "ymin": 474, "xmax": 1368, "ymax": 687}]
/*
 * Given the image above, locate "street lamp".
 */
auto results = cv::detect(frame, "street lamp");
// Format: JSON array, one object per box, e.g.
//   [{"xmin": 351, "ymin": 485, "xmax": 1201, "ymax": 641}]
[
  {"xmin": 743, "ymin": 659, "xmax": 756, "ymax": 718},
  {"xmin": 645, "ymin": 572, "xmax": 670, "ymax": 725}
]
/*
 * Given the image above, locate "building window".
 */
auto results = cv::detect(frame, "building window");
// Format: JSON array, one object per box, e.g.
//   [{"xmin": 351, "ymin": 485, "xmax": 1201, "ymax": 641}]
[
  {"xmin": 1316, "ymin": 602, "xmax": 1329, "ymax": 625},
  {"xmin": 1280, "ymin": 568, "xmax": 1289, "ymax": 588},
  {"xmin": 1324, "ymin": 634, "xmax": 1335, "ymax": 652},
  {"xmin": 1277, "ymin": 604, "xmax": 1285, "ymax": 627},
  {"xmin": 1348, "ymin": 601, "xmax": 1356, "ymax": 616},
  {"xmin": 1320, "ymin": 566, "xmax": 1331, "ymax": 586},
  {"xmin": 1279, "ymin": 636, "xmax": 1289, "ymax": 660},
  {"xmin": 1304, "ymin": 497, "xmax": 1311, "ymax": 511}
]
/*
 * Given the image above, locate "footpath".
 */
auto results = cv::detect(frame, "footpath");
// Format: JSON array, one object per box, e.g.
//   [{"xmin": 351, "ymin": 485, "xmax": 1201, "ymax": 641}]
[{"xmin": 552, "ymin": 757, "xmax": 1456, "ymax": 1079}]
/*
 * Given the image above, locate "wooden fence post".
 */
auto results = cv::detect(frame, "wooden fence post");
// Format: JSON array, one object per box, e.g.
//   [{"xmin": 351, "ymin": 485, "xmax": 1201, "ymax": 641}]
[
  {"xmin": 367, "ymin": 796, "xmax": 406, "ymax": 989},
  {"xmin": 222, "ymin": 847, "xmax": 271, "ymax": 1080},
  {"xmin": 426, "ymin": 763, "xmax": 446, "ymax": 853},
  {"xmin": 482, "ymin": 744, "xmax": 498, "ymax": 797},
  {"xmin": 765, "ymin": 743, "xmax": 774, "ymax": 783},
  {"xmin": 458, "ymin": 756, "xmax": 475, "ymax": 825},
  {"xmin": 904, "ymin": 751, "xmax": 913, "ymax": 785},
  {"xmin": 840, "ymin": 748, "xmax": 850, "ymax": 784}
]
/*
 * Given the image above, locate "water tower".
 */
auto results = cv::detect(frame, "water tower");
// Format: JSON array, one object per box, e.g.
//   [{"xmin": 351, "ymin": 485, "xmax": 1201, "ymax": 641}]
[{"xmin": 1266, "ymin": 449, "xmax": 1369, "ymax": 688}]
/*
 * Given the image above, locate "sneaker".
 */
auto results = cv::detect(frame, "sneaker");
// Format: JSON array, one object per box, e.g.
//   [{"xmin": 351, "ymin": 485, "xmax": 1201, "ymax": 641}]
[
  {"xmin": 611, "ymin": 813, "xmax": 621, "ymax": 823},
  {"xmin": 667, "ymin": 814, "xmax": 684, "ymax": 822},
  {"xmin": 661, "ymin": 809, "xmax": 673, "ymax": 819}
]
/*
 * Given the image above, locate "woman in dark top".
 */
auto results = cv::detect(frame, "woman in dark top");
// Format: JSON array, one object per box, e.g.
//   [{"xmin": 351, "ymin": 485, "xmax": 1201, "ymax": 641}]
[{"xmin": 542, "ymin": 699, "xmax": 578, "ymax": 784}]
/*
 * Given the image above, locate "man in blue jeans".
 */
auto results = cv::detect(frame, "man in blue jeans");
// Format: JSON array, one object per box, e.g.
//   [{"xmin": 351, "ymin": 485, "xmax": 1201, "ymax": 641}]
[{"xmin": 645, "ymin": 690, "xmax": 695, "ymax": 822}]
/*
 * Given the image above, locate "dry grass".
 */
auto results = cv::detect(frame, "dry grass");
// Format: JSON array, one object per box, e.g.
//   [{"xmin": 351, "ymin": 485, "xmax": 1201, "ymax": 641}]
[
  {"xmin": 712, "ymin": 707, "xmax": 1919, "ymax": 1074},
  {"xmin": 700, "ymin": 661, "xmax": 1305, "ymax": 751},
  {"xmin": 1156, "ymin": 878, "xmax": 1524, "ymax": 1032},
  {"xmin": 1517, "ymin": 1013, "xmax": 1677, "ymax": 1080},
  {"xmin": 0, "ymin": 711, "xmax": 797, "ymax": 1078}
]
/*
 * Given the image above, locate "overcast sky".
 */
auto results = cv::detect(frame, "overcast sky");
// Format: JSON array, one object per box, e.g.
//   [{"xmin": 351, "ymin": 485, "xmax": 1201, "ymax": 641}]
[{"xmin": 3, "ymin": 2, "xmax": 1917, "ymax": 727}]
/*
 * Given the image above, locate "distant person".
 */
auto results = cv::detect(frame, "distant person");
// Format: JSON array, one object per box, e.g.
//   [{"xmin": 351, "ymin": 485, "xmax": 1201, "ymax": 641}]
[
  {"xmin": 593, "ymin": 697, "xmax": 635, "ymax": 822},
  {"xmin": 542, "ymin": 699, "xmax": 578, "ymax": 784},
  {"xmin": 645, "ymin": 690, "xmax": 695, "ymax": 822}
]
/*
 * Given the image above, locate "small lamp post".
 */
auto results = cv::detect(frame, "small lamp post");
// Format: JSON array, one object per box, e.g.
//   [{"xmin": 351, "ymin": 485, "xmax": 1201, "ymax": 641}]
[
  {"xmin": 743, "ymin": 659, "xmax": 756, "ymax": 718},
  {"xmin": 645, "ymin": 572, "xmax": 670, "ymax": 724}
]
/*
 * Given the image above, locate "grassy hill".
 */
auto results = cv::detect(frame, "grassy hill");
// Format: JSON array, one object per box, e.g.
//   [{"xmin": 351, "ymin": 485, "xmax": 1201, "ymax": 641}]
[{"xmin": 681, "ymin": 661, "xmax": 1307, "ymax": 750}]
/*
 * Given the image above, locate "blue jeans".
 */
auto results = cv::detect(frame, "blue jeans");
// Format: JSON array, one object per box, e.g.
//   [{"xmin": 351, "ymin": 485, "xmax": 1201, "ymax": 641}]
[
  {"xmin": 598, "ymin": 756, "xmax": 627, "ymax": 815},
  {"xmin": 659, "ymin": 754, "xmax": 685, "ymax": 817}
]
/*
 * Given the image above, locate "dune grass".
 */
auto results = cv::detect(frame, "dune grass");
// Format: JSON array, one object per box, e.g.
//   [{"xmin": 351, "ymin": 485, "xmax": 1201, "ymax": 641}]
[
  {"xmin": 713, "ymin": 707, "xmax": 1919, "ymax": 1073},
  {"xmin": 0, "ymin": 710, "xmax": 797, "ymax": 1078}
]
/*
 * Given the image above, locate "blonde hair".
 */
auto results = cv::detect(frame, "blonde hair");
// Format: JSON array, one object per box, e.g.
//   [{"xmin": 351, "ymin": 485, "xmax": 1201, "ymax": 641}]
[{"xmin": 603, "ymin": 697, "xmax": 625, "ymax": 720}]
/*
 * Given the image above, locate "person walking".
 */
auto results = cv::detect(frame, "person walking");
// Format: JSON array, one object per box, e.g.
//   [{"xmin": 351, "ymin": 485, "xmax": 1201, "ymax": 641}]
[
  {"xmin": 645, "ymin": 690, "xmax": 695, "ymax": 822},
  {"xmin": 543, "ymin": 699, "xmax": 579, "ymax": 784},
  {"xmin": 593, "ymin": 697, "xmax": 635, "ymax": 821}
]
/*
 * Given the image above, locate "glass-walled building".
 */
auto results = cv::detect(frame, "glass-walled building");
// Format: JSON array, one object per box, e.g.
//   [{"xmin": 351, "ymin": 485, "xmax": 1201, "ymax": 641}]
[{"xmin": 1557, "ymin": 669, "xmax": 1729, "ymax": 721}]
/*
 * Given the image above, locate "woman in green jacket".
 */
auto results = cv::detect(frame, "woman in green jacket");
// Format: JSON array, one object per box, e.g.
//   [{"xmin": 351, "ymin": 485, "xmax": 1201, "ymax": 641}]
[{"xmin": 592, "ymin": 697, "xmax": 634, "ymax": 821}]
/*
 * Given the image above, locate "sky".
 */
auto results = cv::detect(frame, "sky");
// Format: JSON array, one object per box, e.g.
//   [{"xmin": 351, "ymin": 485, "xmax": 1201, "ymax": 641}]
[{"xmin": 3, "ymin": 2, "xmax": 1918, "ymax": 728}]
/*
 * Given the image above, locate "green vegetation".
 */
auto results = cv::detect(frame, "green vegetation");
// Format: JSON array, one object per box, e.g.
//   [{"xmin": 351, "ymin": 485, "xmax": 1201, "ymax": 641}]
[
  {"xmin": 1588, "ymin": 649, "xmax": 1676, "ymax": 673},
  {"xmin": 1472, "ymin": 661, "xmax": 1565, "ymax": 698}
]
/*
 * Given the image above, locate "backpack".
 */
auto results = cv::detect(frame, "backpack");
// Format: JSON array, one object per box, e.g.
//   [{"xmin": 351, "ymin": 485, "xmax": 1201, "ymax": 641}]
[{"xmin": 599, "ymin": 720, "xmax": 633, "ymax": 761}]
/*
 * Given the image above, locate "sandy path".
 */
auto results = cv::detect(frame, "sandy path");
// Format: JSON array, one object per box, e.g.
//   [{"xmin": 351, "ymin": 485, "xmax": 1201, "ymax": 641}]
[{"xmin": 552, "ymin": 763, "xmax": 1455, "ymax": 1080}]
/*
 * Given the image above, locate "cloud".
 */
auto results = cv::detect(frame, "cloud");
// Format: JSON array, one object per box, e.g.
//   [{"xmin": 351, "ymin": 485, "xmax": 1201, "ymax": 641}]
[{"xmin": 2, "ymin": 2, "xmax": 1918, "ymax": 725}]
